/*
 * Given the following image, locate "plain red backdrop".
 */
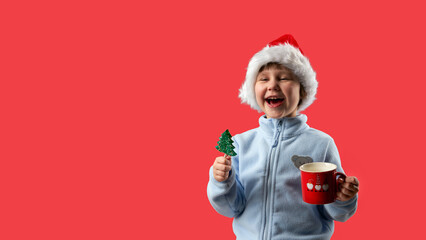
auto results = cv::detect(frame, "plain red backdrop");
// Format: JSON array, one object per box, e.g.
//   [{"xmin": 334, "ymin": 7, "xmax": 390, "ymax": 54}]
[{"xmin": 1, "ymin": 0, "xmax": 425, "ymax": 239}]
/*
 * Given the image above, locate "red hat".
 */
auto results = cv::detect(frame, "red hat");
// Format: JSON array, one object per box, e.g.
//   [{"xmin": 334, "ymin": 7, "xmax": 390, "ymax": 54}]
[{"xmin": 239, "ymin": 34, "xmax": 318, "ymax": 113}]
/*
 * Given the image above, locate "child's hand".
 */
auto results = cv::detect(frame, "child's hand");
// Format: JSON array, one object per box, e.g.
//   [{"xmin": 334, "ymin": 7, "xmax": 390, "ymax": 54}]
[
  {"xmin": 336, "ymin": 176, "xmax": 359, "ymax": 202},
  {"xmin": 212, "ymin": 155, "xmax": 232, "ymax": 182}
]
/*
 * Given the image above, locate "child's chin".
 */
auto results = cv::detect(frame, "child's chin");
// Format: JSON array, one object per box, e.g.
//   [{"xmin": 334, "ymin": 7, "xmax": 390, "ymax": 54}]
[
  {"xmin": 265, "ymin": 111, "xmax": 284, "ymax": 119},
  {"xmin": 265, "ymin": 109, "xmax": 296, "ymax": 119}
]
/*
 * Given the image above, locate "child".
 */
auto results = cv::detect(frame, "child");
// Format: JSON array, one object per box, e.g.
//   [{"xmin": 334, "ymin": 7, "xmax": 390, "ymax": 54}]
[{"xmin": 207, "ymin": 34, "xmax": 359, "ymax": 240}]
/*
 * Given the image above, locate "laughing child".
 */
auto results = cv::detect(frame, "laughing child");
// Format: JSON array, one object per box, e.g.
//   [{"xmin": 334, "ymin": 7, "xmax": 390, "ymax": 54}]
[{"xmin": 207, "ymin": 34, "xmax": 359, "ymax": 240}]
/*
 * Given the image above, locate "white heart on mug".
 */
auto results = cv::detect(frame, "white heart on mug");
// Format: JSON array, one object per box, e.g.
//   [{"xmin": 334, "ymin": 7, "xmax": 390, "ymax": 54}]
[
  {"xmin": 315, "ymin": 185, "xmax": 321, "ymax": 191},
  {"xmin": 307, "ymin": 183, "xmax": 313, "ymax": 190}
]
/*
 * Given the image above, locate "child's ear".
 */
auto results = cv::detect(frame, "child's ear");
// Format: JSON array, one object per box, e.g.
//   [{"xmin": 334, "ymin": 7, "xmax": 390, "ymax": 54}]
[
  {"xmin": 298, "ymin": 84, "xmax": 307, "ymax": 106},
  {"xmin": 291, "ymin": 155, "xmax": 313, "ymax": 169}
]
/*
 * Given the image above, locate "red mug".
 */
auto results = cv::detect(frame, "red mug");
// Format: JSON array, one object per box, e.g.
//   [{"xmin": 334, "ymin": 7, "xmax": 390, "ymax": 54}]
[{"xmin": 299, "ymin": 162, "xmax": 346, "ymax": 205}]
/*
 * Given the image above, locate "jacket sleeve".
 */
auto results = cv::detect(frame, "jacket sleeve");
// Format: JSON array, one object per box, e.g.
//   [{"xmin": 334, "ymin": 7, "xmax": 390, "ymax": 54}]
[
  {"xmin": 320, "ymin": 138, "xmax": 358, "ymax": 222},
  {"xmin": 207, "ymin": 138, "xmax": 246, "ymax": 218}
]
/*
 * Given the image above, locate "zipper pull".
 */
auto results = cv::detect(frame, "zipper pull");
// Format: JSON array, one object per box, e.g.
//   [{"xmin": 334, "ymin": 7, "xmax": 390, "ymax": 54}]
[
  {"xmin": 272, "ymin": 121, "xmax": 282, "ymax": 147},
  {"xmin": 277, "ymin": 121, "xmax": 282, "ymax": 133}
]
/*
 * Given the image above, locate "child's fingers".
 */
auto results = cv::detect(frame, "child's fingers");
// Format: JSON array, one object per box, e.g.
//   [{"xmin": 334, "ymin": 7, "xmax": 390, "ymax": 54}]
[
  {"xmin": 213, "ymin": 169, "xmax": 230, "ymax": 182},
  {"xmin": 214, "ymin": 173, "xmax": 229, "ymax": 182},
  {"xmin": 346, "ymin": 176, "xmax": 359, "ymax": 187},
  {"xmin": 340, "ymin": 185, "xmax": 356, "ymax": 196},
  {"xmin": 215, "ymin": 156, "xmax": 232, "ymax": 166},
  {"xmin": 224, "ymin": 155, "xmax": 232, "ymax": 165},
  {"xmin": 336, "ymin": 191, "xmax": 352, "ymax": 201},
  {"xmin": 214, "ymin": 163, "xmax": 232, "ymax": 172},
  {"xmin": 212, "ymin": 156, "xmax": 233, "ymax": 182},
  {"xmin": 337, "ymin": 177, "xmax": 359, "ymax": 201},
  {"xmin": 343, "ymin": 176, "xmax": 359, "ymax": 192},
  {"xmin": 214, "ymin": 169, "xmax": 229, "ymax": 177},
  {"xmin": 340, "ymin": 182, "xmax": 358, "ymax": 192}
]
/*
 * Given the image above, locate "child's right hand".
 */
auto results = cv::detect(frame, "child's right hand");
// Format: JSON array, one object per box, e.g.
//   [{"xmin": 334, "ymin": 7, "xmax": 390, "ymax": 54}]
[{"xmin": 212, "ymin": 155, "xmax": 232, "ymax": 182}]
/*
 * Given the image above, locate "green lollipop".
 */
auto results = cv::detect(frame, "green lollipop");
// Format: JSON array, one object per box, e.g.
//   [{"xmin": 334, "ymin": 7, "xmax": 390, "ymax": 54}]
[{"xmin": 215, "ymin": 129, "xmax": 237, "ymax": 156}]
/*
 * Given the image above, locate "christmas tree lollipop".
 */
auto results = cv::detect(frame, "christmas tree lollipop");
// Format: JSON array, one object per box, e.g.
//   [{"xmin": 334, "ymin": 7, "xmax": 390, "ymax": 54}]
[{"xmin": 215, "ymin": 129, "xmax": 237, "ymax": 156}]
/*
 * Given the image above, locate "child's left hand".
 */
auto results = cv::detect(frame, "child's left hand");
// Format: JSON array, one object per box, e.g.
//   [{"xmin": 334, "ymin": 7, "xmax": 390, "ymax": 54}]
[{"xmin": 336, "ymin": 176, "xmax": 359, "ymax": 202}]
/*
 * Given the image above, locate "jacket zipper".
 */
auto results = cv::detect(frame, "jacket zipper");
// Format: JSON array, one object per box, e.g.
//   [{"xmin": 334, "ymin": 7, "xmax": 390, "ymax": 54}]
[{"xmin": 262, "ymin": 120, "xmax": 282, "ymax": 240}]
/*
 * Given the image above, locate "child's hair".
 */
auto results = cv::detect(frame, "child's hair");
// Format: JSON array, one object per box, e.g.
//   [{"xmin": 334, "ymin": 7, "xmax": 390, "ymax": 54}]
[{"xmin": 257, "ymin": 62, "xmax": 307, "ymax": 107}]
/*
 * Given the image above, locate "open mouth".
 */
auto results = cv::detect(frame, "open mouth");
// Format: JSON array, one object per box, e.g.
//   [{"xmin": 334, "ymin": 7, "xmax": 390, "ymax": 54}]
[{"xmin": 266, "ymin": 97, "xmax": 284, "ymax": 108}]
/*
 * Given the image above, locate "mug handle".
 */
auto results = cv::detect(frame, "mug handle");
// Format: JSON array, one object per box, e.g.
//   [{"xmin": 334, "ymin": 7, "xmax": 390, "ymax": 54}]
[{"xmin": 335, "ymin": 172, "xmax": 347, "ymax": 196}]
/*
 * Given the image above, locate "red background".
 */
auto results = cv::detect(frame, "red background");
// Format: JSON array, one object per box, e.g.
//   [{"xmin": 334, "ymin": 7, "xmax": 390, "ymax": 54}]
[{"xmin": 1, "ymin": 0, "xmax": 425, "ymax": 239}]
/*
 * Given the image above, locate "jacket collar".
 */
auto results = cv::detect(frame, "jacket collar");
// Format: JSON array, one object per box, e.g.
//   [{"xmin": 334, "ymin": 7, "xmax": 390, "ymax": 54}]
[{"xmin": 259, "ymin": 114, "xmax": 309, "ymax": 140}]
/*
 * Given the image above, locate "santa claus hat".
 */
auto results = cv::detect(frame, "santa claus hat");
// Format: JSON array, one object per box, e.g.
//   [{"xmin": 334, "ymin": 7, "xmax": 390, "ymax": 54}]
[{"xmin": 239, "ymin": 34, "xmax": 318, "ymax": 113}]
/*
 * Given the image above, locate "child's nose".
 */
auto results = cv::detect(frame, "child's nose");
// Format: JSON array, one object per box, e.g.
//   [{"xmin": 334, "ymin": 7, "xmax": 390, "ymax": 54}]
[{"xmin": 267, "ymin": 79, "xmax": 280, "ymax": 91}]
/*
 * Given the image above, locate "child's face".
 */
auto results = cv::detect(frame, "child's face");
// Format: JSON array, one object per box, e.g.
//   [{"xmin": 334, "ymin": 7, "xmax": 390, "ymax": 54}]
[{"xmin": 255, "ymin": 65, "xmax": 301, "ymax": 119}]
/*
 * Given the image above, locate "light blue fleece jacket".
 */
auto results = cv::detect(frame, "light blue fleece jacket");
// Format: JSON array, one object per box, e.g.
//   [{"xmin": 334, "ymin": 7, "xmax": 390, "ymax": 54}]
[{"xmin": 207, "ymin": 114, "xmax": 357, "ymax": 240}]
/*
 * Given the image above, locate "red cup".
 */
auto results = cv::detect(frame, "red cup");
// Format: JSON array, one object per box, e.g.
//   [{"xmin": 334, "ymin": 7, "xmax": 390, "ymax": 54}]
[{"xmin": 299, "ymin": 162, "xmax": 346, "ymax": 205}]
